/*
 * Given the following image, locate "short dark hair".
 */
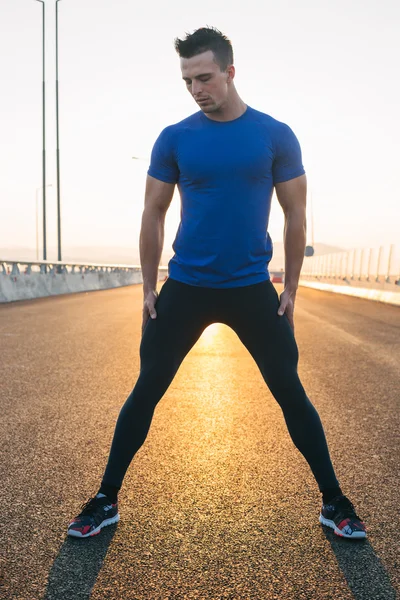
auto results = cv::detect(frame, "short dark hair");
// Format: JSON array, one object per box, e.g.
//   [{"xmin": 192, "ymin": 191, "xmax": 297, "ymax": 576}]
[{"xmin": 174, "ymin": 27, "xmax": 234, "ymax": 71}]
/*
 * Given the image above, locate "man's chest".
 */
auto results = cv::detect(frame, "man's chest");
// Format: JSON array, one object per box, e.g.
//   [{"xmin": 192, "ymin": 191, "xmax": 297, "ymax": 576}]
[{"xmin": 176, "ymin": 127, "xmax": 275, "ymax": 184}]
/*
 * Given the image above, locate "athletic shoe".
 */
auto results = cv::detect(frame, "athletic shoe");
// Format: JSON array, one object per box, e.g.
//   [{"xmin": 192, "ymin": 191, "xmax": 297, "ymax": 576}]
[
  {"xmin": 319, "ymin": 495, "xmax": 366, "ymax": 539},
  {"xmin": 67, "ymin": 494, "xmax": 120, "ymax": 538}
]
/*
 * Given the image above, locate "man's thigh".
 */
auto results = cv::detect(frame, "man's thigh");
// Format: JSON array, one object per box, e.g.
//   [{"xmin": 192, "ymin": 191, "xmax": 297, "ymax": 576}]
[
  {"xmin": 140, "ymin": 278, "xmax": 215, "ymax": 361},
  {"xmin": 224, "ymin": 280, "xmax": 299, "ymax": 368}
]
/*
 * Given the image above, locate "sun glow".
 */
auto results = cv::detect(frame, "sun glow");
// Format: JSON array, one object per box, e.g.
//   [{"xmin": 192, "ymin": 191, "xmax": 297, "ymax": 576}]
[{"xmin": 199, "ymin": 323, "xmax": 223, "ymax": 347}]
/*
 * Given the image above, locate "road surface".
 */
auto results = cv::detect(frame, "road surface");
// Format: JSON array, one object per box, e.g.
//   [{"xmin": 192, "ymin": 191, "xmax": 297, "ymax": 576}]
[{"xmin": 0, "ymin": 283, "xmax": 399, "ymax": 599}]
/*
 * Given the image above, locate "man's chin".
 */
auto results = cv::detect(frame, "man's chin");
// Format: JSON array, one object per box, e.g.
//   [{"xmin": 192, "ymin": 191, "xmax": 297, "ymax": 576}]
[{"xmin": 199, "ymin": 104, "xmax": 218, "ymax": 114}]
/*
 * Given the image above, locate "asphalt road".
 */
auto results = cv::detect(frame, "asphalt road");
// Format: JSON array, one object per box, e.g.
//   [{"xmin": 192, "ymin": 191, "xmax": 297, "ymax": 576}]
[{"xmin": 0, "ymin": 283, "xmax": 399, "ymax": 600}]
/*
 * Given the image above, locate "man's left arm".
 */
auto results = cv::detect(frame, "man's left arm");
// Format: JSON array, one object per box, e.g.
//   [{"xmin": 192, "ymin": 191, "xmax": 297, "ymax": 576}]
[{"xmin": 274, "ymin": 173, "xmax": 307, "ymax": 331}]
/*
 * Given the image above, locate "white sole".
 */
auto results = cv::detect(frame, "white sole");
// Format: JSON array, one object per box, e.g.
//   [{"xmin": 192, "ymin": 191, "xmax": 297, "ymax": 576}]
[
  {"xmin": 68, "ymin": 513, "xmax": 120, "ymax": 538},
  {"xmin": 319, "ymin": 514, "xmax": 366, "ymax": 539}
]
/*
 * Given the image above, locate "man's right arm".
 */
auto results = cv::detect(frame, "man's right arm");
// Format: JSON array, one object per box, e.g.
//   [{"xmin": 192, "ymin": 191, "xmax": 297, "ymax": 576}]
[{"xmin": 139, "ymin": 175, "xmax": 175, "ymax": 326}]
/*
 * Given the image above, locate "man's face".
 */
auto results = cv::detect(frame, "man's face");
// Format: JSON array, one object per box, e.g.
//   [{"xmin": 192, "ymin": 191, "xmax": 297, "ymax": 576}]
[{"xmin": 180, "ymin": 50, "xmax": 233, "ymax": 113}]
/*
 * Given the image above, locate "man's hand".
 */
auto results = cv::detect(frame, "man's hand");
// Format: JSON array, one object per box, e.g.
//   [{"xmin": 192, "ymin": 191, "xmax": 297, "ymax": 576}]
[
  {"xmin": 142, "ymin": 289, "xmax": 158, "ymax": 336},
  {"xmin": 277, "ymin": 288, "xmax": 296, "ymax": 332}
]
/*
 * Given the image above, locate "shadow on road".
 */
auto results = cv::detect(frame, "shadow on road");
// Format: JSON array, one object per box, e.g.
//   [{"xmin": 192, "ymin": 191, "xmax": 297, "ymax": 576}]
[
  {"xmin": 43, "ymin": 524, "xmax": 119, "ymax": 600},
  {"xmin": 322, "ymin": 528, "xmax": 397, "ymax": 600},
  {"xmin": 42, "ymin": 524, "xmax": 398, "ymax": 599}
]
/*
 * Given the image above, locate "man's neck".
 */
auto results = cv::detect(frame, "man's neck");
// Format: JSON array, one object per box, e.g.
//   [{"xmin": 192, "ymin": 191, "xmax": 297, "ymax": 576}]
[{"xmin": 204, "ymin": 94, "xmax": 247, "ymax": 122}]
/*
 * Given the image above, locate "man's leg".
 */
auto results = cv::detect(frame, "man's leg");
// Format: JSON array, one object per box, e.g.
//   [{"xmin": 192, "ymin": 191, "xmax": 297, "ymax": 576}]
[
  {"xmin": 68, "ymin": 278, "xmax": 216, "ymax": 537},
  {"xmin": 99, "ymin": 278, "xmax": 213, "ymax": 495},
  {"xmin": 223, "ymin": 280, "xmax": 340, "ymax": 493},
  {"xmin": 227, "ymin": 281, "xmax": 367, "ymax": 538}
]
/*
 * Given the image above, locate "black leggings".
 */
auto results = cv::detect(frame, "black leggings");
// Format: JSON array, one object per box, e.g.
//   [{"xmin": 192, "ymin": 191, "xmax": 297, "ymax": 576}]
[{"xmin": 101, "ymin": 277, "xmax": 339, "ymax": 492}]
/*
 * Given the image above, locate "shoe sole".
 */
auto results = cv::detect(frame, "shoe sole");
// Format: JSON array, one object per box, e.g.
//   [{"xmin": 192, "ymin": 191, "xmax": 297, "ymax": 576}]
[
  {"xmin": 319, "ymin": 514, "xmax": 366, "ymax": 539},
  {"xmin": 67, "ymin": 513, "xmax": 120, "ymax": 538}
]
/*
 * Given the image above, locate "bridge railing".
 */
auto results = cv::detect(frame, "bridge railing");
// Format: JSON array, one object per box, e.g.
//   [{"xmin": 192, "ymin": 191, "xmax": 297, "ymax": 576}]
[
  {"xmin": 0, "ymin": 259, "xmax": 169, "ymax": 303},
  {"xmin": 301, "ymin": 244, "xmax": 400, "ymax": 287},
  {"xmin": 0, "ymin": 259, "xmax": 168, "ymax": 277}
]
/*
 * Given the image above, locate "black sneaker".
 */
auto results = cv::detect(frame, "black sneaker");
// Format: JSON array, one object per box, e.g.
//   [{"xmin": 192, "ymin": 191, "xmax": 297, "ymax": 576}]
[
  {"xmin": 67, "ymin": 495, "xmax": 120, "ymax": 538},
  {"xmin": 319, "ymin": 495, "xmax": 366, "ymax": 539}
]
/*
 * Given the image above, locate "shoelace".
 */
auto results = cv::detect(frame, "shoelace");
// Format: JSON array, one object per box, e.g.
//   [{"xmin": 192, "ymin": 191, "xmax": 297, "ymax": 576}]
[
  {"xmin": 333, "ymin": 496, "xmax": 360, "ymax": 520},
  {"xmin": 79, "ymin": 496, "xmax": 104, "ymax": 516}
]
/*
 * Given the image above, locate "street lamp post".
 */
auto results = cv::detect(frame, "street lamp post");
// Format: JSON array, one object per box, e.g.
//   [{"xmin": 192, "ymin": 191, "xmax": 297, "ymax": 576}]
[
  {"xmin": 35, "ymin": 0, "xmax": 47, "ymax": 262},
  {"xmin": 36, "ymin": 184, "xmax": 52, "ymax": 260},
  {"xmin": 55, "ymin": 0, "xmax": 62, "ymax": 263}
]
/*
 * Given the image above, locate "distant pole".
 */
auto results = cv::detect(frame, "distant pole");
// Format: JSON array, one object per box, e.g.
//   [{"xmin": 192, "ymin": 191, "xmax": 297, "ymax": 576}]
[
  {"xmin": 35, "ymin": 0, "xmax": 47, "ymax": 262},
  {"xmin": 56, "ymin": 0, "xmax": 62, "ymax": 263},
  {"xmin": 36, "ymin": 184, "xmax": 52, "ymax": 260},
  {"xmin": 36, "ymin": 188, "xmax": 40, "ymax": 261}
]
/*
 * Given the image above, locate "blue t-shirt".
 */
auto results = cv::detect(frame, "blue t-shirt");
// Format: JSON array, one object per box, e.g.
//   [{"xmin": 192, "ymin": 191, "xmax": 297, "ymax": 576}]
[{"xmin": 147, "ymin": 105, "xmax": 305, "ymax": 288}]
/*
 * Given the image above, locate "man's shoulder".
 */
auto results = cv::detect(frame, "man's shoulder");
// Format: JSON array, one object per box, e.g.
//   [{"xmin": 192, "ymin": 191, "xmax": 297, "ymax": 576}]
[
  {"xmin": 162, "ymin": 111, "xmax": 203, "ymax": 135},
  {"xmin": 247, "ymin": 106, "xmax": 292, "ymax": 132},
  {"xmin": 248, "ymin": 107, "xmax": 300, "ymax": 152}
]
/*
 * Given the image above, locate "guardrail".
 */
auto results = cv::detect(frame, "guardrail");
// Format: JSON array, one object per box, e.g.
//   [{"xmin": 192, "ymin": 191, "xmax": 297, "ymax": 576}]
[
  {"xmin": 301, "ymin": 244, "xmax": 400, "ymax": 287},
  {"xmin": 0, "ymin": 259, "xmax": 168, "ymax": 277},
  {"xmin": 0, "ymin": 259, "xmax": 168, "ymax": 303}
]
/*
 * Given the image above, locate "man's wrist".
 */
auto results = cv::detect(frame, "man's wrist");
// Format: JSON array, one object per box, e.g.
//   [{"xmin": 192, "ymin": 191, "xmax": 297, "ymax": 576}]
[
  {"xmin": 284, "ymin": 279, "xmax": 299, "ymax": 294},
  {"xmin": 143, "ymin": 284, "xmax": 157, "ymax": 296}
]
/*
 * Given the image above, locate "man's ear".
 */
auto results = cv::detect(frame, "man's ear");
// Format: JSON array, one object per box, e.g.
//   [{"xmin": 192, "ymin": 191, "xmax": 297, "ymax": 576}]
[{"xmin": 226, "ymin": 64, "xmax": 235, "ymax": 83}]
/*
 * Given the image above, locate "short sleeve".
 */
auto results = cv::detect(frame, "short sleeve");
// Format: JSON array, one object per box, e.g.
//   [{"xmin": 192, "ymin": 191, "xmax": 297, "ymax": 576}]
[
  {"xmin": 147, "ymin": 126, "xmax": 180, "ymax": 184},
  {"xmin": 272, "ymin": 123, "xmax": 305, "ymax": 184}
]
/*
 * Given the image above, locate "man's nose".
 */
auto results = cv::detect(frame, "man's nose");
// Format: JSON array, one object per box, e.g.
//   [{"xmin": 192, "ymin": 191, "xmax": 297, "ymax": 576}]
[{"xmin": 191, "ymin": 80, "xmax": 203, "ymax": 96}]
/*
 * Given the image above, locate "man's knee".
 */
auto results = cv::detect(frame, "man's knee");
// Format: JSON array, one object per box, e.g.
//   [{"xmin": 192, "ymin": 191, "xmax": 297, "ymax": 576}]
[{"xmin": 264, "ymin": 369, "xmax": 307, "ymax": 407}]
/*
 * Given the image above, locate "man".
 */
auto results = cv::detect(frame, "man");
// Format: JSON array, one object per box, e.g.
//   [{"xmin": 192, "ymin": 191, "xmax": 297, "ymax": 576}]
[{"xmin": 68, "ymin": 27, "xmax": 366, "ymax": 540}]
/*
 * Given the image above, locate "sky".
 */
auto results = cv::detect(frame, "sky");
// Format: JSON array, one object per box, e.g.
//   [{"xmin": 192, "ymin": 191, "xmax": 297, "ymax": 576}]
[{"xmin": 0, "ymin": 0, "xmax": 399, "ymax": 262}]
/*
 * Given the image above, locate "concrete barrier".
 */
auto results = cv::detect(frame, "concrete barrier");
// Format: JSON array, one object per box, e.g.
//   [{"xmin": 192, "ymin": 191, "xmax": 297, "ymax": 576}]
[
  {"xmin": 0, "ymin": 260, "xmax": 168, "ymax": 303},
  {"xmin": 299, "ymin": 279, "xmax": 400, "ymax": 306}
]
